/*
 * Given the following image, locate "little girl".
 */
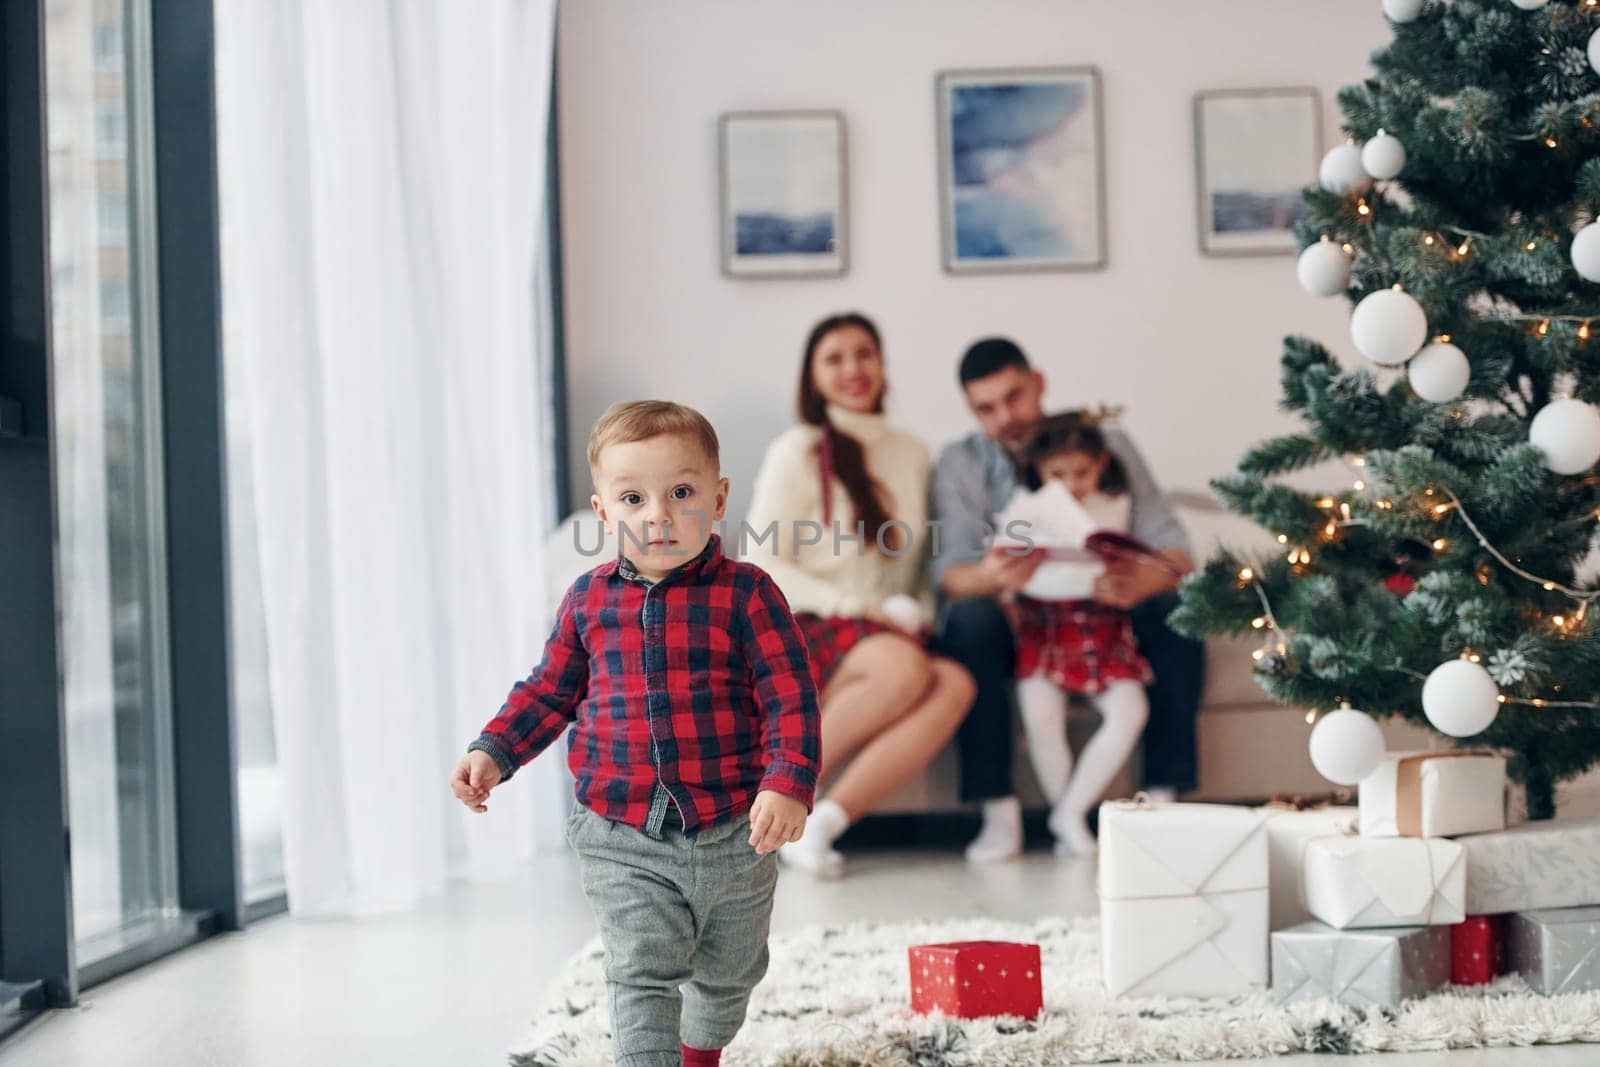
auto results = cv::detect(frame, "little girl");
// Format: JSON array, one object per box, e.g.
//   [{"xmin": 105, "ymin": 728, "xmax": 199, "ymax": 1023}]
[{"xmin": 1006, "ymin": 413, "xmax": 1152, "ymax": 856}]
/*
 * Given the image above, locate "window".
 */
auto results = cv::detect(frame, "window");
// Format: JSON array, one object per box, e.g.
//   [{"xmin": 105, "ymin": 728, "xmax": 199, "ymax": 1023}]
[
  {"xmin": 46, "ymin": 0, "xmax": 181, "ymax": 968},
  {"xmin": 97, "ymin": 190, "xmax": 128, "ymax": 244},
  {"xmin": 92, "ymin": 19, "xmax": 121, "ymax": 72}
]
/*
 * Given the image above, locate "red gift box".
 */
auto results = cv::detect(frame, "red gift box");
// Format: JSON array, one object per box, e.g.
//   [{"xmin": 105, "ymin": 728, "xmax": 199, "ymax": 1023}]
[
  {"xmin": 907, "ymin": 940, "xmax": 1042, "ymax": 1020},
  {"xmin": 1451, "ymin": 916, "xmax": 1505, "ymax": 986}
]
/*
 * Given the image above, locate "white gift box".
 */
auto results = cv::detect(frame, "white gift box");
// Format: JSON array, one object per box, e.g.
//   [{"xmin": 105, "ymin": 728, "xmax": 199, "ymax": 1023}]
[
  {"xmin": 1459, "ymin": 819, "xmax": 1600, "ymax": 915},
  {"xmin": 1358, "ymin": 750, "xmax": 1505, "ymax": 838},
  {"xmin": 1301, "ymin": 835, "xmax": 1466, "ymax": 929},
  {"xmin": 1259, "ymin": 805, "xmax": 1358, "ymax": 931},
  {"xmin": 1099, "ymin": 801, "xmax": 1269, "ymax": 998}
]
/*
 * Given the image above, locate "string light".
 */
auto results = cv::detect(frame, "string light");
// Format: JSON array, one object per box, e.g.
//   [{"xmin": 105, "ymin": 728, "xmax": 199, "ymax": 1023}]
[
  {"xmin": 1538, "ymin": 319, "xmax": 1551, "ymax": 338},
  {"xmin": 1525, "ymin": 241, "xmax": 1538, "ymax": 251},
  {"xmin": 1342, "ymin": 243, "xmax": 1354, "ymax": 254},
  {"xmin": 1581, "ymin": 321, "xmax": 1592, "ymax": 342},
  {"xmin": 1238, "ymin": 566, "xmax": 1255, "ymax": 582},
  {"xmin": 1432, "ymin": 538, "xmax": 1448, "ymax": 551},
  {"xmin": 1353, "ymin": 479, "xmax": 1367, "ymax": 491},
  {"xmin": 1457, "ymin": 238, "xmax": 1471, "ymax": 255},
  {"xmin": 1434, "ymin": 487, "xmax": 1600, "ymax": 611},
  {"xmin": 1544, "ymin": 137, "xmax": 1559, "ymax": 149},
  {"xmin": 1424, "ymin": 234, "xmax": 1436, "ymax": 246},
  {"xmin": 1276, "ymin": 533, "xmax": 1289, "ymax": 544},
  {"xmin": 1357, "ymin": 199, "xmax": 1371, "ymax": 217}
]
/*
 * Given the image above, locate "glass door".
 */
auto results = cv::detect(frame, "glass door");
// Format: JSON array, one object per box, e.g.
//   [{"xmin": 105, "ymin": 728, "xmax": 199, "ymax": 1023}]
[{"xmin": 44, "ymin": 0, "xmax": 181, "ymax": 965}]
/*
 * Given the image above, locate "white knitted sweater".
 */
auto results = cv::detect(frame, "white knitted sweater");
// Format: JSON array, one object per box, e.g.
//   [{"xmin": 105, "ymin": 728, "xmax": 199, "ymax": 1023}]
[{"xmin": 739, "ymin": 405, "xmax": 932, "ymax": 617}]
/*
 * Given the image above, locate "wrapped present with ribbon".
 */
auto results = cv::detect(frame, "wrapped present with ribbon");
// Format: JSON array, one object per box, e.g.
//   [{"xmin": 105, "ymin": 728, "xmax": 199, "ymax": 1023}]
[
  {"xmin": 1272, "ymin": 922, "xmax": 1450, "ymax": 1008},
  {"xmin": 1099, "ymin": 800, "xmax": 1269, "ymax": 998},
  {"xmin": 1358, "ymin": 750, "xmax": 1506, "ymax": 839},
  {"xmin": 907, "ymin": 941, "xmax": 1042, "ymax": 1019},
  {"xmin": 1458, "ymin": 819, "xmax": 1600, "ymax": 915},
  {"xmin": 1301, "ymin": 835, "xmax": 1465, "ymax": 929},
  {"xmin": 1507, "ymin": 907, "xmax": 1600, "ymax": 996},
  {"xmin": 1257, "ymin": 799, "xmax": 1357, "ymax": 932}
]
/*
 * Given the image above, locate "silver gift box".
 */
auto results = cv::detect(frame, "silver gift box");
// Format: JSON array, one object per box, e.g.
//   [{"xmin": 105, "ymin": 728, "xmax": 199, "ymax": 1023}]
[
  {"xmin": 1271, "ymin": 922, "xmax": 1450, "ymax": 1008},
  {"xmin": 1507, "ymin": 906, "xmax": 1600, "ymax": 995}
]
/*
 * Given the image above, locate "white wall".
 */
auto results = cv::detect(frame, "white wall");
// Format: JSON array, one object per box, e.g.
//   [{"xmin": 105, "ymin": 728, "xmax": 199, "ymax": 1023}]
[{"xmin": 556, "ymin": 0, "xmax": 1392, "ymax": 526}]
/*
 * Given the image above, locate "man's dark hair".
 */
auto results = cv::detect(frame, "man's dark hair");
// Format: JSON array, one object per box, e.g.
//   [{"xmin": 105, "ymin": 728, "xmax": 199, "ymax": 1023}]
[{"xmin": 958, "ymin": 337, "xmax": 1030, "ymax": 386}]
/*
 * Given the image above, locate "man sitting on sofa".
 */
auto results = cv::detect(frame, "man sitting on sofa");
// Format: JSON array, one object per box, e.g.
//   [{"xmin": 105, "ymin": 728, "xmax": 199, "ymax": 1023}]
[{"xmin": 927, "ymin": 337, "xmax": 1206, "ymax": 863}]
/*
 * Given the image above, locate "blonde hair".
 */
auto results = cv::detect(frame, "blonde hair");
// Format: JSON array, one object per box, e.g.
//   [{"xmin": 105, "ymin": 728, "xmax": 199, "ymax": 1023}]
[{"xmin": 587, "ymin": 400, "xmax": 721, "ymax": 475}]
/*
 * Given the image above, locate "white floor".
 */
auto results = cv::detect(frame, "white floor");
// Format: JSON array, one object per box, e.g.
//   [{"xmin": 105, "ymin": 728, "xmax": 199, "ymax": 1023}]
[{"xmin": 1, "ymin": 846, "xmax": 1593, "ymax": 1067}]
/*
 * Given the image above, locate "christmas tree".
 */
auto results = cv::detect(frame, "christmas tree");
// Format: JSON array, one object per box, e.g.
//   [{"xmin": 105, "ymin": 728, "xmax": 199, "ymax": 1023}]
[{"xmin": 1172, "ymin": 0, "xmax": 1600, "ymax": 820}]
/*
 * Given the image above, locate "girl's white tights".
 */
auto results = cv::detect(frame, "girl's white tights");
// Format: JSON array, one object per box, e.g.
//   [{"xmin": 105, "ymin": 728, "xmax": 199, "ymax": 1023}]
[{"xmin": 1018, "ymin": 676, "xmax": 1149, "ymax": 855}]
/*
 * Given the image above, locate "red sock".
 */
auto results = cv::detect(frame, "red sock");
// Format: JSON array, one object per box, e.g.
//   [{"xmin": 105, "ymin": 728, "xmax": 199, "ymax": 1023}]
[{"xmin": 681, "ymin": 1044, "xmax": 721, "ymax": 1067}]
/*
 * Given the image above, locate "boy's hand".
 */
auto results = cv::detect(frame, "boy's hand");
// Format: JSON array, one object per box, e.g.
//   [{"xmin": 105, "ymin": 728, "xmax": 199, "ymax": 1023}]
[
  {"xmin": 450, "ymin": 751, "xmax": 503, "ymax": 813},
  {"xmin": 748, "ymin": 790, "xmax": 807, "ymax": 854}
]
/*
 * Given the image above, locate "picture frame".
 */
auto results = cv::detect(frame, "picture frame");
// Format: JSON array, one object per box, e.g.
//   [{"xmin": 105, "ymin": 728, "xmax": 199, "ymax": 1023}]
[
  {"xmin": 935, "ymin": 67, "xmax": 1107, "ymax": 273},
  {"xmin": 1193, "ymin": 88, "xmax": 1321, "ymax": 257},
  {"xmin": 718, "ymin": 111, "xmax": 848, "ymax": 279}
]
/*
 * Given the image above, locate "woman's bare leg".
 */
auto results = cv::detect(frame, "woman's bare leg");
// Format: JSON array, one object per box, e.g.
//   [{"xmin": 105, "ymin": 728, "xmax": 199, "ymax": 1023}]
[
  {"xmin": 815, "ymin": 635, "xmax": 930, "ymax": 777},
  {"xmin": 780, "ymin": 635, "xmax": 930, "ymax": 877},
  {"xmin": 824, "ymin": 657, "xmax": 975, "ymax": 820}
]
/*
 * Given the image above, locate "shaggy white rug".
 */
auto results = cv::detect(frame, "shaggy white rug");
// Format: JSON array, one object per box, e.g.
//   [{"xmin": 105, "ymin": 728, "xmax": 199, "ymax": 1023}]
[{"xmin": 510, "ymin": 915, "xmax": 1600, "ymax": 1065}]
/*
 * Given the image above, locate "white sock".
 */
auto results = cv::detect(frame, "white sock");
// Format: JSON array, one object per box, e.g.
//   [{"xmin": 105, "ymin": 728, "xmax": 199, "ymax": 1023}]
[
  {"xmin": 1018, "ymin": 676, "xmax": 1073, "ymax": 801},
  {"xmin": 965, "ymin": 796, "xmax": 1023, "ymax": 864},
  {"xmin": 1052, "ymin": 814, "xmax": 1099, "ymax": 857},
  {"xmin": 779, "ymin": 799, "xmax": 848, "ymax": 878},
  {"xmin": 1049, "ymin": 681, "xmax": 1148, "ymax": 850}
]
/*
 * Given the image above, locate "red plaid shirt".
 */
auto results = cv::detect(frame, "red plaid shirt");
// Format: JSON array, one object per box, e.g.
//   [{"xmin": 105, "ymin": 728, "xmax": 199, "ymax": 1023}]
[{"xmin": 469, "ymin": 534, "xmax": 820, "ymax": 836}]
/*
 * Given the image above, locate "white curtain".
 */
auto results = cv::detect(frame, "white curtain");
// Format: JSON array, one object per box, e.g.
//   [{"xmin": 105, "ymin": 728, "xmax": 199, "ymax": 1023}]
[{"xmin": 215, "ymin": 0, "xmax": 565, "ymax": 916}]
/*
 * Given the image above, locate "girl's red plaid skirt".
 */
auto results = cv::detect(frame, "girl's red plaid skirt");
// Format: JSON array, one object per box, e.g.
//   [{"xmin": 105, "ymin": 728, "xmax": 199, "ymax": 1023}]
[
  {"xmin": 793, "ymin": 612, "xmax": 921, "ymax": 689},
  {"xmin": 1013, "ymin": 596, "xmax": 1151, "ymax": 695}
]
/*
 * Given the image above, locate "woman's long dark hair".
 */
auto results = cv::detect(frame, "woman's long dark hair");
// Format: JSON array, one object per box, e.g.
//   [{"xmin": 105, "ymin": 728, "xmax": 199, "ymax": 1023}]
[
  {"xmin": 1018, "ymin": 411, "xmax": 1130, "ymax": 494},
  {"xmin": 797, "ymin": 313, "xmax": 902, "ymax": 552}
]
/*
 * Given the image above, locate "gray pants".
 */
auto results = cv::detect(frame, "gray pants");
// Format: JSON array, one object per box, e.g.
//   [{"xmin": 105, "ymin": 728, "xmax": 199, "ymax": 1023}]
[{"xmin": 565, "ymin": 803, "xmax": 778, "ymax": 1066}]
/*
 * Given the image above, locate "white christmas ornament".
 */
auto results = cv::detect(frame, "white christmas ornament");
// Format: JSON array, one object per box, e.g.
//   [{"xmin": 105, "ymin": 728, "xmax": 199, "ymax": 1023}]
[
  {"xmin": 1408, "ymin": 341, "xmax": 1471, "ymax": 402},
  {"xmin": 1422, "ymin": 659, "xmax": 1500, "ymax": 738},
  {"xmin": 1297, "ymin": 240, "xmax": 1352, "ymax": 297},
  {"xmin": 1529, "ymin": 398, "xmax": 1600, "ymax": 475},
  {"xmin": 1572, "ymin": 222, "xmax": 1600, "ymax": 283},
  {"xmin": 1510, "ymin": 0, "xmax": 1548, "ymax": 9},
  {"xmin": 880, "ymin": 594, "xmax": 927, "ymax": 633},
  {"xmin": 1319, "ymin": 144, "xmax": 1371, "ymax": 195},
  {"xmin": 1590, "ymin": 28, "xmax": 1600, "ymax": 77},
  {"xmin": 1308, "ymin": 707, "xmax": 1386, "ymax": 786},
  {"xmin": 1362, "ymin": 131, "xmax": 1407, "ymax": 180},
  {"xmin": 1383, "ymin": 0, "xmax": 1425, "ymax": 22},
  {"xmin": 1351, "ymin": 288, "xmax": 1428, "ymax": 366}
]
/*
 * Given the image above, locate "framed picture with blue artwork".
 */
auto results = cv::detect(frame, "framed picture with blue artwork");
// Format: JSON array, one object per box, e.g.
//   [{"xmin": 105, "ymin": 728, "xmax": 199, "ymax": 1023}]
[
  {"xmin": 936, "ymin": 67, "xmax": 1106, "ymax": 273},
  {"xmin": 718, "ymin": 111, "xmax": 847, "ymax": 278},
  {"xmin": 1193, "ymin": 88, "xmax": 1320, "ymax": 256}
]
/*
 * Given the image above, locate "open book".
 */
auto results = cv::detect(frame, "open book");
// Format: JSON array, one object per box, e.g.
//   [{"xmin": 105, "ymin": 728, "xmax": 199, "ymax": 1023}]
[{"xmin": 990, "ymin": 480, "xmax": 1182, "ymax": 575}]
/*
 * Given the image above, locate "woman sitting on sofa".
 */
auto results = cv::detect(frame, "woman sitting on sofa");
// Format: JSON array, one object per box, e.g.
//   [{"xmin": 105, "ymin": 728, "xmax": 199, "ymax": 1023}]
[{"xmin": 742, "ymin": 312, "xmax": 975, "ymax": 879}]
